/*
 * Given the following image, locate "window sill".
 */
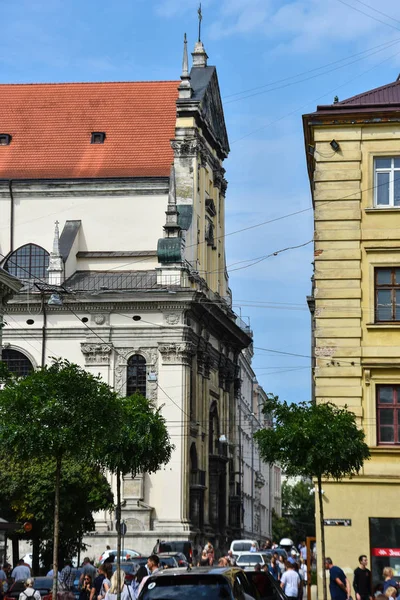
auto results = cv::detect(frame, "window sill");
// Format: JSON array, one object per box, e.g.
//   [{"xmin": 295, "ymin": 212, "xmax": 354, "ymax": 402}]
[
  {"xmin": 366, "ymin": 323, "xmax": 400, "ymax": 329},
  {"xmin": 365, "ymin": 207, "xmax": 400, "ymax": 212},
  {"xmin": 370, "ymin": 446, "xmax": 400, "ymax": 452}
]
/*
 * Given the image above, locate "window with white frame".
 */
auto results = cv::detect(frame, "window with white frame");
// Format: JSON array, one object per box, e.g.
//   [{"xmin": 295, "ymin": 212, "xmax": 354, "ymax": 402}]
[{"xmin": 374, "ymin": 157, "xmax": 400, "ymax": 207}]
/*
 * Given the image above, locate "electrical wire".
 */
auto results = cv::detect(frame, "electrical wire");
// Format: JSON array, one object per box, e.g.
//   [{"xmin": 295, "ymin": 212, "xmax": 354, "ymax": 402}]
[
  {"xmin": 350, "ymin": 0, "xmax": 400, "ymax": 26},
  {"xmin": 333, "ymin": 0, "xmax": 400, "ymax": 32}
]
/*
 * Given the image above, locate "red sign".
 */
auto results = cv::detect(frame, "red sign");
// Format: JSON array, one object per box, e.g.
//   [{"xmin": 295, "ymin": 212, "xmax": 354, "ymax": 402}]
[{"xmin": 372, "ymin": 548, "xmax": 400, "ymax": 557}]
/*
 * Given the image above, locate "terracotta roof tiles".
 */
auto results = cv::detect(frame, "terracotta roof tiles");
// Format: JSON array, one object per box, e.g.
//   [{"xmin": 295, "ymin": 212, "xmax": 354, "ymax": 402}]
[{"xmin": 0, "ymin": 81, "xmax": 179, "ymax": 179}]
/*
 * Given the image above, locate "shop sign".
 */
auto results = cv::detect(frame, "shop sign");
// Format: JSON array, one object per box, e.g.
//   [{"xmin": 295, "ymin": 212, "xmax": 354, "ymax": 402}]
[
  {"xmin": 372, "ymin": 548, "xmax": 400, "ymax": 557},
  {"xmin": 323, "ymin": 519, "xmax": 352, "ymax": 526}
]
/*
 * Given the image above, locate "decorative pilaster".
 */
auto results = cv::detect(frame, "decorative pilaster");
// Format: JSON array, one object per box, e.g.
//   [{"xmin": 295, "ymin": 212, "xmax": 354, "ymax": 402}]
[
  {"xmin": 158, "ymin": 342, "xmax": 196, "ymax": 366},
  {"xmin": 81, "ymin": 343, "xmax": 112, "ymax": 366}
]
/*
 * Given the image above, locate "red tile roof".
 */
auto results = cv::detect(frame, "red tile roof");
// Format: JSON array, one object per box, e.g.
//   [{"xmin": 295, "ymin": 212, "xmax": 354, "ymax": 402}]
[{"xmin": 0, "ymin": 81, "xmax": 179, "ymax": 179}]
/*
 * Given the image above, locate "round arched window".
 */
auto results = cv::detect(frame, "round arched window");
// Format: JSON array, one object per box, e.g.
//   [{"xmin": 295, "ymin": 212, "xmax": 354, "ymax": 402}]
[
  {"xmin": 126, "ymin": 354, "xmax": 147, "ymax": 397},
  {"xmin": 4, "ymin": 244, "xmax": 50, "ymax": 280},
  {"xmin": 1, "ymin": 349, "xmax": 33, "ymax": 377}
]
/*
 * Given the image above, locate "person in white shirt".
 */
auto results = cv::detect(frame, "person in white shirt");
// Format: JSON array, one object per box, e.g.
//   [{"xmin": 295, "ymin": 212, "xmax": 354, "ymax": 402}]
[
  {"xmin": 19, "ymin": 578, "xmax": 41, "ymax": 600},
  {"xmin": 104, "ymin": 571, "xmax": 132, "ymax": 600},
  {"xmin": 281, "ymin": 559, "xmax": 301, "ymax": 600},
  {"xmin": 12, "ymin": 561, "xmax": 31, "ymax": 582}
]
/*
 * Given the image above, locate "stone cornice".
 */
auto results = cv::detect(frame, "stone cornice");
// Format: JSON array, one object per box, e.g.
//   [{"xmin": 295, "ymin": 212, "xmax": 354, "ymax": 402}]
[{"xmin": 0, "ymin": 178, "xmax": 169, "ymax": 199}]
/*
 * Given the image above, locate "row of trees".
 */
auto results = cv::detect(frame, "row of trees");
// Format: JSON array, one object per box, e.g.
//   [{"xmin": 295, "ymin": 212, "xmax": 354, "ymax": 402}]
[
  {"xmin": 271, "ymin": 478, "xmax": 316, "ymax": 544},
  {"xmin": 0, "ymin": 360, "xmax": 173, "ymax": 600},
  {"xmin": 255, "ymin": 394, "xmax": 370, "ymax": 600}
]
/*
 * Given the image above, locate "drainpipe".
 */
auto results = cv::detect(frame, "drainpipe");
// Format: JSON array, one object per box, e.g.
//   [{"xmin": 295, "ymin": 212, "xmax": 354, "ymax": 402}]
[
  {"xmin": 41, "ymin": 293, "xmax": 47, "ymax": 368},
  {"xmin": 8, "ymin": 180, "xmax": 14, "ymax": 253}
]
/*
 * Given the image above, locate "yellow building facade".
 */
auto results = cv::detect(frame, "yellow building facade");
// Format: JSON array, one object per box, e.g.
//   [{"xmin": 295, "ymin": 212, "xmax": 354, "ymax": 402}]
[{"xmin": 303, "ymin": 79, "xmax": 400, "ymax": 593}]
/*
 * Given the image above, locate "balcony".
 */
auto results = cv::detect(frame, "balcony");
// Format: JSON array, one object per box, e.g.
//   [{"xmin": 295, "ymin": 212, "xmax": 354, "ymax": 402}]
[
  {"xmin": 213, "ymin": 440, "xmax": 228, "ymax": 458},
  {"xmin": 190, "ymin": 469, "xmax": 206, "ymax": 487}
]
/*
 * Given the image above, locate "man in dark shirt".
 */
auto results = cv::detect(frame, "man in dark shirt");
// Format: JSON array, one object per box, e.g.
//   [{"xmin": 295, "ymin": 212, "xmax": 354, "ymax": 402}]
[
  {"xmin": 353, "ymin": 555, "xmax": 372, "ymax": 600},
  {"xmin": 325, "ymin": 557, "xmax": 349, "ymax": 600}
]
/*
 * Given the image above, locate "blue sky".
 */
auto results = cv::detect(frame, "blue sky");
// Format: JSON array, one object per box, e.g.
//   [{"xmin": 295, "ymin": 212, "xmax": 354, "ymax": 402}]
[{"xmin": 2, "ymin": 0, "xmax": 400, "ymax": 403}]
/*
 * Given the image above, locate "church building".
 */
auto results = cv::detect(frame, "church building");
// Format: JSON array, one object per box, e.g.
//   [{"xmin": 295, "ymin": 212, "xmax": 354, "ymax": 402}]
[{"xmin": 0, "ymin": 36, "xmax": 255, "ymax": 554}]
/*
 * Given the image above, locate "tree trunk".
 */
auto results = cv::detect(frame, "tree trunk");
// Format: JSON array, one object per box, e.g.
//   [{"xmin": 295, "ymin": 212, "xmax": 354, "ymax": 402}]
[
  {"xmin": 12, "ymin": 536, "xmax": 19, "ymax": 567},
  {"xmin": 32, "ymin": 536, "xmax": 40, "ymax": 575},
  {"xmin": 52, "ymin": 457, "xmax": 62, "ymax": 600},
  {"xmin": 116, "ymin": 468, "xmax": 122, "ymax": 600},
  {"xmin": 317, "ymin": 475, "xmax": 327, "ymax": 600}
]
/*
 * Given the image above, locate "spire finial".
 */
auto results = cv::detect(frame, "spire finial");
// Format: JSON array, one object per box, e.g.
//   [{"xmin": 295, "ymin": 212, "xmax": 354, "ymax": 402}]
[
  {"xmin": 178, "ymin": 33, "xmax": 193, "ymax": 99},
  {"xmin": 198, "ymin": 3, "xmax": 202, "ymax": 42},
  {"xmin": 48, "ymin": 220, "xmax": 63, "ymax": 285}
]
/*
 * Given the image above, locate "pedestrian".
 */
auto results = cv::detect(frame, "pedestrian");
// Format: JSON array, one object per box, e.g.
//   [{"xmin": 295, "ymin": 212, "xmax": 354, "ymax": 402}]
[
  {"xmin": 250, "ymin": 543, "xmax": 257, "ymax": 553},
  {"xmin": 80, "ymin": 575, "xmax": 93, "ymax": 600},
  {"xmin": 204, "ymin": 542, "xmax": 214, "ymax": 565},
  {"xmin": 218, "ymin": 558, "xmax": 229, "ymax": 567},
  {"xmin": 104, "ymin": 571, "xmax": 131, "ymax": 600},
  {"xmin": 300, "ymin": 559, "xmax": 308, "ymax": 589},
  {"xmin": 132, "ymin": 567, "xmax": 147, "ymax": 600},
  {"xmin": 12, "ymin": 560, "xmax": 31, "ymax": 583},
  {"xmin": 325, "ymin": 557, "xmax": 350, "ymax": 600},
  {"xmin": 253, "ymin": 564, "xmax": 269, "ymax": 597},
  {"xmin": 199, "ymin": 552, "xmax": 209, "ymax": 567},
  {"xmin": 225, "ymin": 551, "xmax": 236, "ymax": 567},
  {"xmin": 90, "ymin": 564, "xmax": 110, "ymax": 600},
  {"xmin": 269, "ymin": 556, "xmax": 280, "ymax": 581},
  {"xmin": 19, "ymin": 578, "xmax": 41, "ymax": 600},
  {"xmin": 300, "ymin": 542, "xmax": 307, "ymax": 563},
  {"xmin": 137, "ymin": 555, "xmax": 160, "ymax": 597},
  {"xmin": 80, "ymin": 558, "xmax": 97, "ymax": 588},
  {"xmin": 281, "ymin": 559, "xmax": 301, "ymax": 600},
  {"xmin": 383, "ymin": 569, "xmax": 399, "ymax": 593},
  {"xmin": 59, "ymin": 560, "xmax": 75, "ymax": 592},
  {"xmin": 384, "ymin": 588, "xmax": 397, "ymax": 600},
  {"xmin": 278, "ymin": 555, "xmax": 286, "ymax": 577},
  {"xmin": 353, "ymin": 555, "xmax": 372, "ymax": 600}
]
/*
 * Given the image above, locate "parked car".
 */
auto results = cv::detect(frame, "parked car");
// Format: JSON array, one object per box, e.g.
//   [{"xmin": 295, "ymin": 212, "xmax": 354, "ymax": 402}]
[
  {"xmin": 230, "ymin": 540, "xmax": 259, "ymax": 554},
  {"xmin": 99, "ymin": 549, "xmax": 140, "ymax": 563},
  {"xmin": 111, "ymin": 561, "xmax": 145, "ymax": 583},
  {"xmin": 139, "ymin": 566, "xmax": 256, "ymax": 600},
  {"xmin": 4, "ymin": 578, "xmax": 53, "ymax": 600},
  {"xmin": 152, "ymin": 540, "xmax": 194, "ymax": 564},
  {"xmin": 246, "ymin": 569, "xmax": 289, "ymax": 600},
  {"xmin": 260, "ymin": 548, "xmax": 288, "ymax": 560},
  {"xmin": 235, "ymin": 553, "xmax": 268, "ymax": 571},
  {"xmin": 157, "ymin": 552, "xmax": 188, "ymax": 568}
]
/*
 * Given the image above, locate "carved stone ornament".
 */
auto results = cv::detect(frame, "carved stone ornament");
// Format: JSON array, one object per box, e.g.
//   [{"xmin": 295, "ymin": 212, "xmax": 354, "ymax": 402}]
[
  {"xmin": 164, "ymin": 312, "xmax": 181, "ymax": 326},
  {"xmin": 114, "ymin": 347, "xmax": 158, "ymax": 401},
  {"xmin": 93, "ymin": 313, "xmax": 106, "ymax": 325},
  {"xmin": 81, "ymin": 343, "xmax": 112, "ymax": 365},
  {"xmin": 158, "ymin": 342, "xmax": 196, "ymax": 366},
  {"xmin": 171, "ymin": 138, "xmax": 198, "ymax": 158}
]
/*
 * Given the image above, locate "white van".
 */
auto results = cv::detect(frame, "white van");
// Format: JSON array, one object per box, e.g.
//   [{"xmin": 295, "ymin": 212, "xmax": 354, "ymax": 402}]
[{"xmin": 230, "ymin": 539, "xmax": 258, "ymax": 553}]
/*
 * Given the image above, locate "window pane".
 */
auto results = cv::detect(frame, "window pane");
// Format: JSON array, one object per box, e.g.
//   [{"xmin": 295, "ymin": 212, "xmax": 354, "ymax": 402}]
[
  {"xmin": 395, "ymin": 174, "xmax": 400, "ymax": 206},
  {"xmin": 394, "ymin": 158, "xmax": 400, "ymax": 168},
  {"xmin": 395, "ymin": 269, "xmax": 400, "ymax": 284},
  {"xmin": 375, "ymin": 158, "xmax": 392, "ymax": 169},
  {"xmin": 396, "ymin": 290, "xmax": 400, "ymax": 320},
  {"xmin": 377, "ymin": 269, "xmax": 392, "ymax": 285},
  {"xmin": 376, "ymin": 172, "xmax": 390, "ymax": 205},
  {"xmin": 380, "ymin": 427, "xmax": 394, "ymax": 443},
  {"xmin": 377, "ymin": 289, "xmax": 392, "ymax": 321},
  {"xmin": 379, "ymin": 386, "xmax": 393, "ymax": 403},
  {"xmin": 380, "ymin": 408, "xmax": 394, "ymax": 425}
]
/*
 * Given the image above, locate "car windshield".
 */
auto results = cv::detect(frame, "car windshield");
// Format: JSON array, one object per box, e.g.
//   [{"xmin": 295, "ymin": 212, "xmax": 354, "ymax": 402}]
[
  {"xmin": 141, "ymin": 575, "xmax": 231, "ymax": 600},
  {"xmin": 112, "ymin": 564, "xmax": 135, "ymax": 574},
  {"xmin": 159, "ymin": 558, "xmax": 176, "ymax": 568},
  {"xmin": 237, "ymin": 554, "xmax": 263, "ymax": 564},
  {"xmin": 232, "ymin": 543, "xmax": 252, "ymax": 552}
]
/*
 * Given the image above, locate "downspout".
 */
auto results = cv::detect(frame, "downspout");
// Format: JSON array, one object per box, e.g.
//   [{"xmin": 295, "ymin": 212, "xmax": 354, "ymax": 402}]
[
  {"xmin": 251, "ymin": 378, "xmax": 255, "ymax": 538},
  {"xmin": 9, "ymin": 180, "xmax": 14, "ymax": 253},
  {"xmin": 41, "ymin": 293, "xmax": 47, "ymax": 367}
]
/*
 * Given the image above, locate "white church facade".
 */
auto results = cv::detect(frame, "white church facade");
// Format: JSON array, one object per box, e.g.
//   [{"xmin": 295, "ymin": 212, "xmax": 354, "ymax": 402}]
[{"xmin": 0, "ymin": 38, "xmax": 277, "ymax": 555}]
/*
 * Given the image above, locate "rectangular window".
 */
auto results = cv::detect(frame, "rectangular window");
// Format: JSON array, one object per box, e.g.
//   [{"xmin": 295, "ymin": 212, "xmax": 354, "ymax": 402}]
[
  {"xmin": 375, "ymin": 267, "xmax": 400, "ymax": 322},
  {"xmin": 374, "ymin": 157, "xmax": 400, "ymax": 207},
  {"xmin": 376, "ymin": 385, "xmax": 400, "ymax": 445}
]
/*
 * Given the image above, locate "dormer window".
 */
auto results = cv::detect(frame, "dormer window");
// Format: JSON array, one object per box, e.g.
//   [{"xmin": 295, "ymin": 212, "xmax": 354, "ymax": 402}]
[
  {"xmin": 91, "ymin": 132, "xmax": 106, "ymax": 144},
  {"xmin": 0, "ymin": 134, "xmax": 12, "ymax": 146}
]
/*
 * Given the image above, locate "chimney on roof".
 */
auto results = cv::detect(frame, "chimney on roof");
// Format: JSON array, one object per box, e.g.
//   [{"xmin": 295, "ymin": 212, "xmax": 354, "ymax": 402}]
[
  {"xmin": 48, "ymin": 220, "xmax": 64, "ymax": 286},
  {"xmin": 178, "ymin": 33, "xmax": 193, "ymax": 99}
]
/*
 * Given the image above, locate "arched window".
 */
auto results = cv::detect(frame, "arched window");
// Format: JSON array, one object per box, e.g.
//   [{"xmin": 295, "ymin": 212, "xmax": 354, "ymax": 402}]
[
  {"xmin": 4, "ymin": 244, "xmax": 50, "ymax": 280},
  {"xmin": 1, "ymin": 349, "xmax": 33, "ymax": 377},
  {"xmin": 126, "ymin": 354, "xmax": 147, "ymax": 397},
  {"xmin": 190, "ymin": 442, "xmax": 198, "ymax": 472}
]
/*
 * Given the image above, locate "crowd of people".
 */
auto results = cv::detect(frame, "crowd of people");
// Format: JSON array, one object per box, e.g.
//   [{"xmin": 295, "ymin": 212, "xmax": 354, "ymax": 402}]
[{"xmin": 326, "ymin": 555, "xmax": 400, "ymax": 600}]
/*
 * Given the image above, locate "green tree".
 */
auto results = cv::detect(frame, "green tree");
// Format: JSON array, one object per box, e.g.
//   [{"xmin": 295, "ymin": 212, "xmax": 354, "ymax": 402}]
[
  {"xmin": 0, "ymin": 359, "xmax": 119, "ymax": 599},
  {"xmin": 254, "ymin": 394, "xmax": 370, "ymax": 600},
  {"xmin": 101, "ymin": 392, "xmax": 173, "ymax": 597},
  {"xmin": 281, "ymin": 479, "xmax": 316, "ymax": 543},
  {"xmin": 0, "ymin": 456, "xmax": 113, "ymax": 570}
]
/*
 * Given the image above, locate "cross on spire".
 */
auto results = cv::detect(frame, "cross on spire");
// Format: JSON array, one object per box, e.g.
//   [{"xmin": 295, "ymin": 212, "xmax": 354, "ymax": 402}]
[{"xmin": 198, "ymin": 3, "xmax": 202, "ymax": 42}]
